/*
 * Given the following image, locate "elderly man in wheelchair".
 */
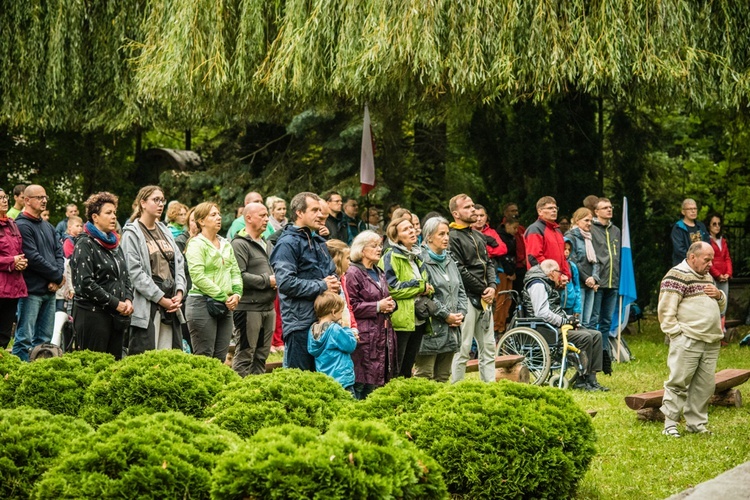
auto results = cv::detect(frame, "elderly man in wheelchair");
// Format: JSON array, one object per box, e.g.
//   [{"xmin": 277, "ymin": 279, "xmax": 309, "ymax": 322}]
[{"xmin": 498, "ymin": 259, "xmax": 609, "ymax": 391}]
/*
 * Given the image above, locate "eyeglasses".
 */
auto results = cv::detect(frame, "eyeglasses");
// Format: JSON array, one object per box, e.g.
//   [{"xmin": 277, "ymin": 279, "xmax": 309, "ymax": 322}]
[
  {"xmin": 550, "ymin": 270, "xmax": 562, "ymax": 275},
  {"xmin": 542, "ymin": 206, "xmax": 558, "ymax": 211},
  {"xmin": 710, "ymin": 222, "xmax": 721, "ymax": 226},
  {"xmin": 27, "ymin": 195, "xmax": 48, "ymax": 201},
  {"xmin": 684, "ymin": 207, "xmax": 698, "ymax": 211},
  {"xmin": 150, "ymin": 198, "xmax": 166, "ymax": 205},
  {"xmin": 366, "ymin": 243, "xmax": 383, "ymax": 250},
  {"xmin": 0, "ymin": 196, "xmax": 8, "ymax": 201}
]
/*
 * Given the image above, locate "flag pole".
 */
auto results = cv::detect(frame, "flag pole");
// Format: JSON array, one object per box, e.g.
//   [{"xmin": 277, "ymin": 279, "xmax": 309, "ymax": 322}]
[{"xmin": 617, "ymin": 296, "xmax": 623, "ymax": 362}]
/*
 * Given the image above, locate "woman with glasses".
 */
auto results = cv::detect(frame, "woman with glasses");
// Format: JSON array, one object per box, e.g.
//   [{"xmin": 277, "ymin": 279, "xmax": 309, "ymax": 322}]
[
  {"xmin": 70, "ymin": 192, "xmax": 133, "ymax": 359},
  {"xmin": 0, "ymin": 188, "xmax": 28, "ymax": 349},
  {"xmin": 121, "ymin": 186, "xmax": 187, "ymax": 355},
  {"xmin": 185, "ymin": 202, "xmax": 242, "ymax": 362},
  {"xmin": 344, "ymin": 230, "xmax": 397, "ymax": 399},
  {"xmin": 705, "ymin": 213, "xmax": 732, "ymax": 337}
]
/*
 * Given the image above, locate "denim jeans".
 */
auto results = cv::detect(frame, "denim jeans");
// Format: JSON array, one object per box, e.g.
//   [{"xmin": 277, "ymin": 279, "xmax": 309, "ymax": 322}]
[
  {"xmin": 591, "ymin": 287, "xmax": 618, "ymax": 351},
  {"xmin": 580, "ymin": 287, "xmax": 597, "ymax": 329},
  {"xmin": 12, "ymin": 293, "xmax": 56, "ymax": 362}
]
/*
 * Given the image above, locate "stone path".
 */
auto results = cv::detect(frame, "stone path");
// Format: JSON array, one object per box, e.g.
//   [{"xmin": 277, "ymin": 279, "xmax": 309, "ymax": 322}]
[{"xmin": 666, "ymin": 461, "xmax": 750, "ymax": 499}]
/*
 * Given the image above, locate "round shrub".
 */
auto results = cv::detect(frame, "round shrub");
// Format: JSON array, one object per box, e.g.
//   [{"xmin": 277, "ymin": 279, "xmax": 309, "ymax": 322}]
[
  {"xmin": 211, "ymin": 420, "xmax": 448, "ymax": 499},
  {"xmin": 0, "ymin": 408, "xmax": 93, "ymax": 499},
  {"xmin": 34, "ymin": 412, "xmax": 238, "ymax": 500},
  {"xmin": 0, "ymin": 350, "xmax": 115, "ymax": 416},
  {"xmin": 81, "ymin": 349, "xmax": 239, "ymax": 425},
  {"xmin": 205, "ymin": 369, "xmax": 354, "ymax": 439},
  {"xmin": 399, "ymin": 380, "xmax": 597, "ymax": 499},
  {"xmin": 341, "ymin": 377, "xmax": 443, "ymax": 428}
]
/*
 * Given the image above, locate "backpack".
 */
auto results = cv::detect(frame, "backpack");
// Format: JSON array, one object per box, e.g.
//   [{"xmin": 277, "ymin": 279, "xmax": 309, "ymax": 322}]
[{"xmin": 30, "ymin": 343, "xmax": 64, "ymax": 361}]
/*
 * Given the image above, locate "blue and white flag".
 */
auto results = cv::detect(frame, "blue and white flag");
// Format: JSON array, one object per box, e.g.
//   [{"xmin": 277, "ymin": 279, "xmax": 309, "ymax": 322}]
[{"xmin": 611, "ymin": 196, "xmax": 637, "ymax": 335}]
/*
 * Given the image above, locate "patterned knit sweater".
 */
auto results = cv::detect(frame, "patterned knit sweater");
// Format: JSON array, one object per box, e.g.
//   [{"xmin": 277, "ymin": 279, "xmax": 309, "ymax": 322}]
[{"xmin": 658, "ymin": 260, "xmax": 725, "ymax": 343}]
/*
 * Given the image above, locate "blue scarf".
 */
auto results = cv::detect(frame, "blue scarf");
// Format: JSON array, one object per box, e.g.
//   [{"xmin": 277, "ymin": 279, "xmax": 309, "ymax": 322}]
[
  {"xmin": 426, "ymin": 247, "xmax": 447, "ymax": 263},
  {"xmin": 84, "ymin": 221, "xmax": 119, "ymax": 249}
]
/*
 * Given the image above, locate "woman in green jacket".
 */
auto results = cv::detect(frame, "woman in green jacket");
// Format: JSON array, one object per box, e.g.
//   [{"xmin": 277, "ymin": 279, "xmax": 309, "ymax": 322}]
[
  {"xmin": 380, "ymin": 215, "xmax": 433, "ymax": 377},
  {"xmin": 185, "ymin": 202, "xmax": 242, "ymax": 362}
]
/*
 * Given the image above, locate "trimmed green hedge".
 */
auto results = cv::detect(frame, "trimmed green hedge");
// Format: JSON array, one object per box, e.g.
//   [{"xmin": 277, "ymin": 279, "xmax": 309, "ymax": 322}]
[
  {"xmin": 205, "ymin": 369, "xmax": 355, "ymax": 439},
  {"xmin": 81, "ymin": 350, "xmax": 239, "ymax": 425},
  {"xmin": 340, "ymin": 377, "xmax": 443, "ymax": 428},
  {"xmin": 34, "ymin": 412, "xmax": 238, "ymax": 499},
  {"xmin": 211, "ymin": 420, "xmax": 448, "ymax": 499},
  {"xmin": 0, "ymin": 408, "xmax": 93, "ymax": 500},
  {"xmin": 399, "ymin": 380, "xmax": 597, "ymax": 499},
  {"xmin": 0, "ymin": 349, "xmax": 21, "ymax": 377},
  {"xmin": 0, "ymin": 351, "xmax": 115, "ymax": 416}
]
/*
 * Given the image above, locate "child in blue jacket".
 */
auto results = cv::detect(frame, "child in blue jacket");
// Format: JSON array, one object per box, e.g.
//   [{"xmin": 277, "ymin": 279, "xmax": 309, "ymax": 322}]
[
  {"xmin": 308, "ymin": 291, "xmax": 359, "ymax": 395},
  {"xmin": 562, "ymin": 239, "xmax": 582, "ymax": 319}
]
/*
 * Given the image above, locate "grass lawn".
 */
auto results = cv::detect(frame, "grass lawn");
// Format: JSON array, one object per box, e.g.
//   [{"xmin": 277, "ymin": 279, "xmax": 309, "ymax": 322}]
[{"xmin": 571, "ymin": 317, "xmax": 750, "ymax": 499}]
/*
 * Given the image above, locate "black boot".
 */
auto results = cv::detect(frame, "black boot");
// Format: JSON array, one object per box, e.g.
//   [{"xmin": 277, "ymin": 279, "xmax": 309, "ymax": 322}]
[{"xmin": 587, "ymin": 373, "xmax": 610, "ymax": 392}]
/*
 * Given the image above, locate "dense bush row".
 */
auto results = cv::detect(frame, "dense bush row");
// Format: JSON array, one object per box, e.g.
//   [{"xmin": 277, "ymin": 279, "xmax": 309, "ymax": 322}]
[
  {"xmin": 205, "ymin": 368, "xmax": 354, "ymax": 439},
  {"xmin": 0, "ymin": 350, "xmax": 597, "ymax": 499}
]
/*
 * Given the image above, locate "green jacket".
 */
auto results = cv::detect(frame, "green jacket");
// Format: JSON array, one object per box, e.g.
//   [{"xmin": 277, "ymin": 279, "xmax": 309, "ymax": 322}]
[
  {"xmin": 186, "ymin": 234, "xmax": 243, "ymax": 301},
  {"xmin": 379, "ymin": 246, "xmax": 429, "ymax": 331}
]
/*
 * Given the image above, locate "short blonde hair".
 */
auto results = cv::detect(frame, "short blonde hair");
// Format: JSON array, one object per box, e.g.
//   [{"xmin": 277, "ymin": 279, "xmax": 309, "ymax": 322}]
[
  {"xmin": 386, "ymin": 215, "xmax": 413, "ymax": 244},
  {"xmin": 326, "ymin": 239, "xmax": 350, "ymax": 276},
  {"xmin": 193, "ymin": 202, "xmax": 219, "ymax": 232},
  {"xmin": 314, "ymin": 291, "xmax": 345, "ymax": 319},
  {"xmin": 166, "ymin": 202, "xmax": 187, "ymax": 223}
]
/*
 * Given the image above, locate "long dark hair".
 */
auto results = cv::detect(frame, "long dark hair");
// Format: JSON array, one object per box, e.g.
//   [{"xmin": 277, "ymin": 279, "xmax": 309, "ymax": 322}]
[{"xmin": 704, "ymin": 213, "xmax": 723, "ymax": 238}]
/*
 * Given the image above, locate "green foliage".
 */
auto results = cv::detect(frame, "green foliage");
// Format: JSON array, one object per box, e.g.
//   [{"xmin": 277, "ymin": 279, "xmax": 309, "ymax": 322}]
[
  {"xmin": 33, "ymin": 412, "xmax": 238, "ymax": 500},
  {"xmin": 210, "ymin": 420, "xmax": 448, "ymax": 499},
  {"xmin": 0, "ymin": 351, "xmax": 115, "ymax": 417},
  {"xmin": 341, "ymin": 377, "xmax": 443, "ymax": 429},
  {"xmin": 398, "ymin": 381, "xmax": 597, "ymax": 499},
  {"xmin": 205, "ymin": 368, "xmax": 354, "ymax": 439},
  {"xmin": 80, "ymin": 350, "xmax": 239, "ymax": 426},
  {"xmin": 0, "ymin": 408, "xmax": 93, "ymax": 500},
  {"xmin": 0, "ymin": 350, "xmax": 22, "ymax": 378}
]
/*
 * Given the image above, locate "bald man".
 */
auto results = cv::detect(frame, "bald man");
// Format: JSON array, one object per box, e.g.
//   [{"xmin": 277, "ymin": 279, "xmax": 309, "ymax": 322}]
[
  {"xmin": 230, "ymin": 202, "xmax": 276, "ymax": 376},
  {"xmin": 658, "ymin": 241, "xmax": 725, "ymax": 437},
  {"xmin": 13, "ymin": 184, "xmax": 65, "ymax": 361},
  {"xmin": 228, "ymin": 191, "xmax": 263, "ymax": 239}
]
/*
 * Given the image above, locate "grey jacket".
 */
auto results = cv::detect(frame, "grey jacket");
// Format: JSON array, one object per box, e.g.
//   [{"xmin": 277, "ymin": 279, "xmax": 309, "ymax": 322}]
[
  {"xmin": 591, "ymin": 219, "xmax": 621, "ymax": 289},
  {"xmin": 419, "ymin": 247, "xmax": 468, "ymax": 356},
  {"xmin": 121, "ymin": 221, "xmax": 187, "ymax": 329},
  {"xmin": 231, "ymin": 232, "xmax": 276, "ymax": 311}
]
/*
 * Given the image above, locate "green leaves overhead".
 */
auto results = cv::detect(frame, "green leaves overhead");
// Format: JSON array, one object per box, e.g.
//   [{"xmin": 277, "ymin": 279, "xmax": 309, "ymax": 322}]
[{"xmin": 2, "ymin": 0, "xmax": 750, "ymax": 130}]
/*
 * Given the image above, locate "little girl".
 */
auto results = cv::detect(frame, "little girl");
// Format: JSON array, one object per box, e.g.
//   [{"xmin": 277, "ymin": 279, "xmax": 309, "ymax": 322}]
[{"xmin": 308, "ymin": 291, "xmax": 359, "ymax": 395}]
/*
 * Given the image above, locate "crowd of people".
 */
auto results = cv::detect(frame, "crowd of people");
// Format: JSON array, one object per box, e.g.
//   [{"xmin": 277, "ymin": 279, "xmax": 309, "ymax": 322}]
[{"xmin": 0, "ymin": 183, "xmax": 733, "ymax": 401}]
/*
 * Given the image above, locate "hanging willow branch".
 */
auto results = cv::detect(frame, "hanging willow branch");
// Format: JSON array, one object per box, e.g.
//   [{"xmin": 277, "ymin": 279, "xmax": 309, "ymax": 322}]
[{"xmin": 1, "ymin": 0, "xmax": 749, "ymax": 131}]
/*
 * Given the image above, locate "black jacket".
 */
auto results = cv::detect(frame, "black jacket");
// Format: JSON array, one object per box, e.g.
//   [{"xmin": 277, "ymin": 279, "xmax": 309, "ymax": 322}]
[
  {"xmin": 231, "ymin": 232, "xmax": 276, "ymax": 311},
  {"xmin": 325, "ymin": 212, "xmax": 346, "ymax": 241},
  {"xmin": 70, "ymin": 234, "xmax": 133, "ymax": 314},
  {"xmin": 497, "ymin": 226, "xmax": 517, "ymax": 275},
  {"xmin": 448, "ymin": 225, "xmax": 495, "ymax": 300}
]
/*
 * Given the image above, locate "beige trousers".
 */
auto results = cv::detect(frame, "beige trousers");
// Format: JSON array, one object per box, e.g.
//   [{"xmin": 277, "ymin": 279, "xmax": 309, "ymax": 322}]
[{"xmin": 660, "ymin": 334, "xmax": 720, "ymax": 431}]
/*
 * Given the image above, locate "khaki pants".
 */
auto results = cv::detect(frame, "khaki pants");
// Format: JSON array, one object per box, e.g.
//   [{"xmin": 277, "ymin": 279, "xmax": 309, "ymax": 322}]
[
  {"xmin": 414, "ymin": 352, "xmax": 454, "ymax": 383},
  {"xmin": 452, "ymin": 301, "xmax": 495, "ymax": 383},
  {"xmin": 660, "ymin": 335, "xmax": 720, "ymax": 432}
]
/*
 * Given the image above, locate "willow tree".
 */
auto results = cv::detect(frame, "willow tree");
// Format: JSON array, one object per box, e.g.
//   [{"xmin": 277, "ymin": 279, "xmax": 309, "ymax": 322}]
[{"xmin": 2, "ymin": 0, "xmax": 750, "ymax": 131}]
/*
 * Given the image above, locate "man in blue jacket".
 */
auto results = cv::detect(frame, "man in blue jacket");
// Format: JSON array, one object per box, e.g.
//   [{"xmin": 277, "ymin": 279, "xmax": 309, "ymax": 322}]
[
  {"xmin": 670, "ymin": 198, "xmax": 709, "ymax": 266},
  {"xmin": 270, "ymin": 192, "xmax": 339, "ymax": 370},
  {"xmin": 13, "ymin": 185, "xmax": 65, "ymax": 361}
]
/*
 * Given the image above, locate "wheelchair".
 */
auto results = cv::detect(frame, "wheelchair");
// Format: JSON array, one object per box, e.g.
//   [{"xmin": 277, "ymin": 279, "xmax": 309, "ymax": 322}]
[{"xmin": 495, "ymin": 290, "xmax": 587, "ymax": 388}]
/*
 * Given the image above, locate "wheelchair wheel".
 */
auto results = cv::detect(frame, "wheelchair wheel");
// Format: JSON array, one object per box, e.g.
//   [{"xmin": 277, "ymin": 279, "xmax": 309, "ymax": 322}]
[
  {"xmin": 548, "ymin": 349, "xmax": 588, "ymax": 389},
  {"xmin": 496, "ymin": 327, "xmax": 551, "ymax": 385}
]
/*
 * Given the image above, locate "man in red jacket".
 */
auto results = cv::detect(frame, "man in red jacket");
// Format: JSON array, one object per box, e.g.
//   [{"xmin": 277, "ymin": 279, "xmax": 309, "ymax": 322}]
[{"xmin": 524, "ymin": 196, "xmax": 570, "ymax": 280}]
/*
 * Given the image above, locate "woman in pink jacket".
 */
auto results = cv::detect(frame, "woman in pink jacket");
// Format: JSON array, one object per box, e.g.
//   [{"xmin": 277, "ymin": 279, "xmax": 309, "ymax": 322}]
[
  {"xmin": 705, "ymin": 213, "xmax": 732, "ymax": 335},
  {"xmin": 0, "ymin": 187, "xmax": 28, "ymax": 349}
]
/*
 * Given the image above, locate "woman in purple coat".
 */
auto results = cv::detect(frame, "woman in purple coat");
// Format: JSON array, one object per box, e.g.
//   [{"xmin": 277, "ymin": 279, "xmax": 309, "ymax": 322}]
[
  {"xmin": 345, "ymin": 230, "xmax": 398, "ymax": 399},
  {"xmin": 0, "ymin": 187, "xmax": 29, "ymax": 349}
]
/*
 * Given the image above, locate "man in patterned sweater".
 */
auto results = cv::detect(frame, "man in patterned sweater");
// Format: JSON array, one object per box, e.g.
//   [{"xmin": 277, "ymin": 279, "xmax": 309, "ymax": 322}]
[{"xmin": 658, "ymin": 241, "xmax": 725, "ymax": 438}]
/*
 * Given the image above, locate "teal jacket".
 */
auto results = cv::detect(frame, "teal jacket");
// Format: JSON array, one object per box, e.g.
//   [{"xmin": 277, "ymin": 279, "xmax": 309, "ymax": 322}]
[
  {"xmin": 186, "ymin": 234, "xmax": 243, "ymax": 301},
  {"xmin": 379, "ymin": 245, "xmax": 429, "ymax": 331}
]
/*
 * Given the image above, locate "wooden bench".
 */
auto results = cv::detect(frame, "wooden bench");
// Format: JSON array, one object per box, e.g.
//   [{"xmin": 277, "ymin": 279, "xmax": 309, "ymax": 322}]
[
  {"xmin": 266, "ymin": 355, "xmax": 529, "ymax": 382},
  {"xmin": 625, "ymin": 369, "xmax": 750, "ymax": 421},
  {"xmin": 466, "ymin": 354, "xmax": 528, "ymax": 383}
]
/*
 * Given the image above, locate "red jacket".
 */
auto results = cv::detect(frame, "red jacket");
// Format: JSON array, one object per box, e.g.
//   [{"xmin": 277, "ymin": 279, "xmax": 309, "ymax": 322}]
[
  {"xmin": 478, "ymin": 225, "xmax": 508, "ymax": 259},
  {"xmin": 0, "ymin": 217, "xmax": 29, "ymax": 299},
  {"xmin": 709, "ymin": 237, "xmax": 733, "ymax": 279},
  {"xmin": 524, "ymin": 218, "xmax": 571, "ymax": 278}
]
